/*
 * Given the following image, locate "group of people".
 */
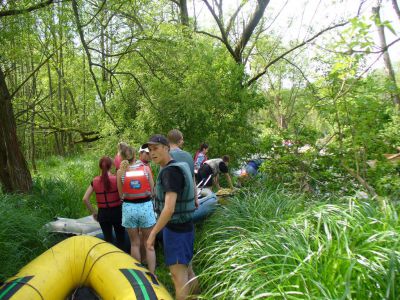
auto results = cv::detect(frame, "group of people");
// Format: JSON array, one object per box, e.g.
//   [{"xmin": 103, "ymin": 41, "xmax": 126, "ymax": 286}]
[{"xmin": 82, "ymin": 129, "xmax": 233, "ymax": 300}]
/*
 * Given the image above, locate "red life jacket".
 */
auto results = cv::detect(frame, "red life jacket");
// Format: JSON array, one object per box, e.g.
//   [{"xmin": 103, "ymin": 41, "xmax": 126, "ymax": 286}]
[
  {"xmin": 122, "ymin": 163, "xmax": 152, "ymax": 201},
  {"xmin": 92, "ymin": 175, "xmax": 121, "ymax": 208}
]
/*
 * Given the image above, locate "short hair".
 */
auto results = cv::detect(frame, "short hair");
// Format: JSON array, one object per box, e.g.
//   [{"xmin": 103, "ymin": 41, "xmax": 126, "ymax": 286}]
[
  {"xmin": 222, "ymin": 155, "xmax": 230, "ymax": 162},
  {"xmin": 167, "ymin": 129, "xmax": 183, "ymax": 144}
]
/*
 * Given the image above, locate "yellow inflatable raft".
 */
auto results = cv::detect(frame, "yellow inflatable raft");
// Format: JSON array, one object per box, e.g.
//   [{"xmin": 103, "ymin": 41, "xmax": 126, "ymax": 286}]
[{"xmin": 0, "ymin": 236, "xmax": 172, "ymax": 300}]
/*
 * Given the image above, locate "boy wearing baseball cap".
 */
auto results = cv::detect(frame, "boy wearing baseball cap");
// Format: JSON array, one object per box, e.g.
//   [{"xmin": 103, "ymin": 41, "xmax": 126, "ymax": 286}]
[{"xmin": 144, "ymin": 134, "xmax": 199, "ymax": 300}]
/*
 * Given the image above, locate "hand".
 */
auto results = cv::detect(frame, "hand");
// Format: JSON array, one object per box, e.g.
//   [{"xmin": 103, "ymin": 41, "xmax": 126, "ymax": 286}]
[
  {"xmin": 92, "ymin": 213, "xmax": 98, "ymax": 221},
  {"xmin": 146, "ymin": 232, "xmax": 156, "ymax": 251},
  {"xmin": 194, "ymin": 193, "xmax": 199, "ymax": 208}
]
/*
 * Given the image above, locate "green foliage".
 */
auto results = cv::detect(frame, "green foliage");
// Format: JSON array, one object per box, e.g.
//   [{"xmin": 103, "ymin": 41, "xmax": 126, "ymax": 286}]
[
  {"xmin": 121, "ymin": 34, "xmax": 263, "ymax": 159},
  {"xmin": 195, "ymin": 189, "xmax": 400, "ymax": 299},
  {"xmin": 259, "ymin": 143, "xmax": 359, "ymax": 195},
  {"xmin": 254, "ymin": 57, "xmax": 399, "ymax": 198},
  {"xmin": 367, "ymin": 162, "xmax": 400, "ymax": 198},
  {"xmin": 378, "ymin": 113, "xmax": 400, "ymax": 150}
]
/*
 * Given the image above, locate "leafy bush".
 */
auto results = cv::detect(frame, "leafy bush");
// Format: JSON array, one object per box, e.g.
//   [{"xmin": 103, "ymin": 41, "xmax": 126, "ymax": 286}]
[
  {"xmin": 259, "ymin": 145, "xmax": 359, "ymax": 196},
  {"xmin": 378, "ymin": 111, "xmax": 400, "ymax": 150},
  {"xmin": 367, "ymin": 161, "xmax": 400, "ymax": 198}
]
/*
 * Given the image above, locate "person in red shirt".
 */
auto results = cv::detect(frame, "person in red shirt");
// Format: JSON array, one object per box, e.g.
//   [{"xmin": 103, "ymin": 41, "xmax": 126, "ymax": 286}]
[
  {"xmin": 83, "ymin": 156, "xmax": 125, "ymax": 249},
  {"xmin": 114, "ymin": 142, "xmax": 128, "ymax": 171}
]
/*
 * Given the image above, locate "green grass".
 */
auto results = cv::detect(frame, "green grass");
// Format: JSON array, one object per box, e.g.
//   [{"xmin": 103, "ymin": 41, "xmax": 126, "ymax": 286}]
[
  {"xmin": 194, "ymin": 188, "xmax": 400, "ymax": 299},
  {"xmin": 0, "ymin": 154, "xmax": 98, "ymax": 281},
  {"xmin": 2, "ymin": 156, "xmax": 399, "ymax": 300}
]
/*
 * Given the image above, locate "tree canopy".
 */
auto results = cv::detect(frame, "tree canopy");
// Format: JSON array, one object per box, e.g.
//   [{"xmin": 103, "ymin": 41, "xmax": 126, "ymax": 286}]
[{"xmin": 0, "ymin": 0, "xmax": 399, "ymax": 193}]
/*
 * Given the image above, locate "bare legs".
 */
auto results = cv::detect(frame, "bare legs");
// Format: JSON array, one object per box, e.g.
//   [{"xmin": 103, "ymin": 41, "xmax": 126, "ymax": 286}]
[
  {"xmin": 170, "ymin": 264, "xmax": 190, "ymax": 300},
  {"xmin": 127, "ymin": 227, "xmax": 156, "ymax": 274},
  {"xmin": 141, "ymin": 227, "xmax": 156, "ymax": 273},
  {"xmin": 127, "ymin": 228, "xmax": 140, "ymax": 262},
  {"xmin": 188, "ymin": 264, "xmax": 200, "ymax": 295},
  {"xmin": 169, "ymin": 264, "xmax": 199, "ymax": 300}
]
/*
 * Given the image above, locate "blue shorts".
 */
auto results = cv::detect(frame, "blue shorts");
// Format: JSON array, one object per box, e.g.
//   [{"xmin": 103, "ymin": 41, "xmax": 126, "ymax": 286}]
[
  {"xmin": 122, "ymin": 201, "xmax": 156, "ymax": 229},
  {"xmin": 163, "ymin": 226, "xmax": 194, "ymax": 266}
]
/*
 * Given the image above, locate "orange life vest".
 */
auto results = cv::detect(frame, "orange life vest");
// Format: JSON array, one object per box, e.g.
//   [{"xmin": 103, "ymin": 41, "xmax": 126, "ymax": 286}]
[
  {"xmin": 122, "ymin": 163, "xmax": 152, "ymax": 201},
  {"xmin": 92, "ymin": 175, "xmax": 121, "ymax": 208}
]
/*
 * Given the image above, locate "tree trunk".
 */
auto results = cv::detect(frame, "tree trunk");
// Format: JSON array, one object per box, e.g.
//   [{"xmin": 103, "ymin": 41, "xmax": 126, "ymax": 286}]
[
  {"xmin": 29, "ymin": 46, "xmax": 38, "ymax": 172},
  {"xmin": 179, "ymin": 0, "xmax": 189, "ymax": 26},
  {"xmin": 0, "ymin": 67, "xmax": 32, "ymax": 193},
  {"xmin": 392, "ymin": 0, "xmax": 400, "ymax": 21},
  {"xmin": 57, "ymin": 5, "xmax": 66, "ymax": 155},
  {"xmin": 30, "ymin": 104, "xmax": 37, "ymax": 173},
  {"xmin": 373, "ymin": 3, "xmax": 400, "ymax": 108}
]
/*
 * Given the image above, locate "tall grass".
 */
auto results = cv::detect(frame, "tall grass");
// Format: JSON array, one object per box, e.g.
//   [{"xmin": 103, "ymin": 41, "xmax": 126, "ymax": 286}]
[
  {"xmin": 195, "ymin": 189, "xmax": 400, "ymax": 299},
  {"xmin": 32, "ymin": 155, "xmax": 98, "ymax": 218},
  {"xmin": 2, "ymin": 155, "xmax": 399, "ymax": 299},
  {"xmin": 0, "ymin": 154, "xmax": 98, "ymax": 281}
]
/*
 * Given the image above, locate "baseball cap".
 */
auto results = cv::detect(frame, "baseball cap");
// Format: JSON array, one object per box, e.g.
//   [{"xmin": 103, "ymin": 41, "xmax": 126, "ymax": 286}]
[
  {"xmin": 139, "ymin": 144, "xmax": 150, "ymax": 153},
  {"xmin": 142, "ymin": 134, "xmax": 169, "ymax": 148}
]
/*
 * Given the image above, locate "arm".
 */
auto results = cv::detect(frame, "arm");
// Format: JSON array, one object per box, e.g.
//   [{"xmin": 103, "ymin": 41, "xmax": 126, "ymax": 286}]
[
  {"xmin": 116, "ymin": 169, "xmax": 123, "ymax": 198},
  {"xmin": 225, "ymin": 173, "xmax": 234, "ymax": 189},
  {"xmin": 82, "ymin": 185, "xmax": 98, "ymax": 221},
  {"xmin": 146, "ymin": 191, "xmax": 177, "ymax": 250}
]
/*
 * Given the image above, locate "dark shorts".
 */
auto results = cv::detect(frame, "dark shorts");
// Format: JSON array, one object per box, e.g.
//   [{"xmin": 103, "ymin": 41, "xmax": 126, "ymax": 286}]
[{"xmin": 163, "ymin": 225, "xmax": 194, "ymax": 266}]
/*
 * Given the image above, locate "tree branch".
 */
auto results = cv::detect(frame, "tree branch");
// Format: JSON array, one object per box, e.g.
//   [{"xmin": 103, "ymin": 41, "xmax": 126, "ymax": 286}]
[
  {"xmin": 114, "ymin": 71, "xmax": 162, "ymax": 114},
  {"xmin": 195, "ymin": 30, "xmax": 225, "ymax": 43},
  {"xmin": 246, "ymin": 21, "xmax": 348, "ymax": 86},
  {"xmin": 314, "ymin": 37, "xmax": 400, "ymax": 55},
  {"xmin": 234, "ymin": 0, "xmax": 270, "ymax": 63},
  {"xmin": 72, "ymin": 0, "xmax": 118, "ymax": 128},
  {"xmin": 202, "ymin": 0, "xmax": 236, "ymax": 58},
  {"xmin": 392, "ymin": 0, "xmax": 400, "ymax": 21},
  {"xmin": 21, "ymin": 122, "xmax": 101, "ymax": 143},
  {"xmin": 15, "ymin": 91, "xmax": 54, "ymax": 118},
  {"xmin": 0, "ymin": 0, "xmax": 59, "ymax": 18},
  {"xmin": 10, "ymin": 45, "xmax": 64, "ymax": 99},
  {"xmin": 226, "ymin": 1, "xmax": 246, "ymax": 35},
  {"xmin": 342, "ymin": 163, "xmax": 378, "ymax": 198},
  {"xmin": 81, "ymin": 0, "xmax": 107, "ymax": 27}
]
